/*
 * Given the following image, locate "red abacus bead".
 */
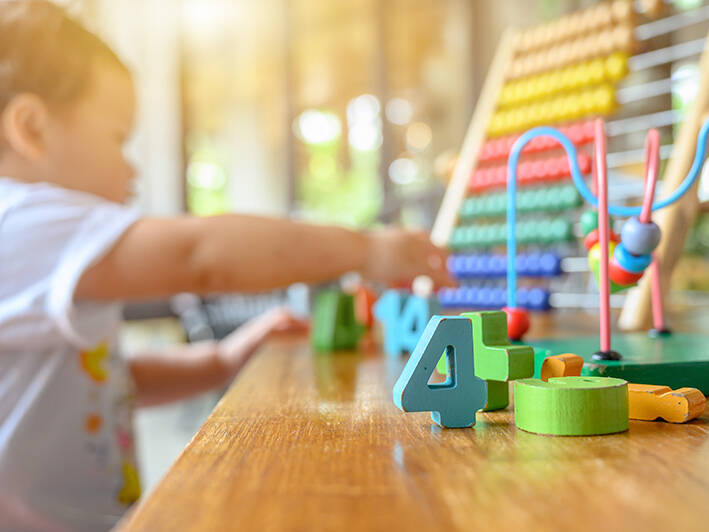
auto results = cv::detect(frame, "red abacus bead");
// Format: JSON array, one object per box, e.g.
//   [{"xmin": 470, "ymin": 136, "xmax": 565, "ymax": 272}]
[
  {"xmin": 568, "ymin": 124, "xmax": 583, "ymax": 144},
  {"xmin": 578, "ymin": 153, "xmax": 591, "ymax": 173},
  {"xmin": 584, "ymin": 229, "xmax": 599, "ymax": 250},
  {"xmin": 496, "ymin": 166, "xmax": 506, "ymax": 185},
  {"xmin": 584, "ymin": 229, "xmax": 620, "ymax": 250},
  {"xmin": 543, "ymin": 159, "xmax": 556, "ymax": 176},
  {"xmin": 532, "ymin": 160, "xmax": 545, "ymax": 178},
  {"xmin": 502, "ymin": 306, "xmax": 531, "ymax": 341},
  {"xmin": 609, "ymin": 257, "xmax": 644, "ymax": 285},
  {"xmin": 519, "ymin": 162, "xmax": 531, "ymax": 180}
]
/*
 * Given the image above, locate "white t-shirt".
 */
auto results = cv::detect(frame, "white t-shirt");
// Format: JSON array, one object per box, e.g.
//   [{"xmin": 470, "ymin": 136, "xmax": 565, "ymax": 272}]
[{"xmin": 0, "ymin": 178, "xmax": 141, "ymax": 532}]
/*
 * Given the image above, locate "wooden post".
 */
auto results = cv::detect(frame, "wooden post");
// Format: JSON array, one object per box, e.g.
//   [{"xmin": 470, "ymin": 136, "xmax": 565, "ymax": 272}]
[
  {"xmin": 430, "ymin": 28, "xmax": 517, "ymax": 247},
  {"xmin": 619, "ymin": 32, "xmax": 709, "ymax": 331}
]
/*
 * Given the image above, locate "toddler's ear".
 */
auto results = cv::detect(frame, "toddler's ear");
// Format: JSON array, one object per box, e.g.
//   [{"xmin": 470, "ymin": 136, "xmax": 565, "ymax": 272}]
[{"xmin": 1, "ymin": 93, "xmax": 48, "ymax": 161}]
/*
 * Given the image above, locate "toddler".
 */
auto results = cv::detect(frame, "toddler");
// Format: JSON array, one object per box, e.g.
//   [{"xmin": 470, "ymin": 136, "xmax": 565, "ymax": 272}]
[{"xmin": 0, "ymin": 2, "xmax": 452, "ymax": 531}]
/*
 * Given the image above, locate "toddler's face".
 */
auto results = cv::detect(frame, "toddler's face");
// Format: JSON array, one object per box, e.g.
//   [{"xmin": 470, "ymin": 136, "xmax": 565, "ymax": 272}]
[{"xmin": 44, "ymin": 63, "xmax": 136, "ymax": 204}]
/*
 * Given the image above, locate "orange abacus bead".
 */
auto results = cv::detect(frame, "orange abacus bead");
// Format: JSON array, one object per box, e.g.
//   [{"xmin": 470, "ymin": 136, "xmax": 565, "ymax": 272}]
[{"xmin": 612, "ymin": 0, "xmax": 633, "ymax": 22}]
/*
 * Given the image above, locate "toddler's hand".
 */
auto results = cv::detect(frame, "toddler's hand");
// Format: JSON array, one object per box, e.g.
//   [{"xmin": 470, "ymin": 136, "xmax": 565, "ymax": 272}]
[
  {"xmin": 363, "ymin": 228, "xmax": 455, "ymax": 289},
  {"xmin": 216, "ymin": 307, "xmax": 309, "ymax": 376}
]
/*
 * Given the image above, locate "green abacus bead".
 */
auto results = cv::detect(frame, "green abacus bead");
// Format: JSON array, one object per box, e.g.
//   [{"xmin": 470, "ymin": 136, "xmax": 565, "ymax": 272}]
[{"xmin": 580, "ymin": 210, "xmax": 599, "ymax": 236}]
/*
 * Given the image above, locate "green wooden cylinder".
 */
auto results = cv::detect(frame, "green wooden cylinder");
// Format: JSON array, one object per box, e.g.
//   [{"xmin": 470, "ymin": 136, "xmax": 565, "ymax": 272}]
[{"xmin": 514, "ymin": 376, "xmax": 628, "ymax": 436}]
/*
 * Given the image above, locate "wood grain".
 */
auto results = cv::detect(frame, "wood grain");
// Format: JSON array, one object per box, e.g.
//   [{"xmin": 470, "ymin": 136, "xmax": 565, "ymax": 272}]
[{"xmin": 119, "ymin": 311, "xmax": 709, "ymax": 532}]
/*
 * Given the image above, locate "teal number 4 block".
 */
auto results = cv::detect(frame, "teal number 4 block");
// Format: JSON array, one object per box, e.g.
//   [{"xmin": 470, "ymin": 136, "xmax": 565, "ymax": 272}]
[{"xmin": 393, "ymin": 316, "xmax": 487, "ymax": 428}]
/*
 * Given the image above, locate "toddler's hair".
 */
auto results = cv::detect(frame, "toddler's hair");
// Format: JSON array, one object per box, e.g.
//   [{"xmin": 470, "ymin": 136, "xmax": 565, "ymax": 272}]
[{"xmin": 0, "ymin": 0, "xmax": 128, "ymax": 112}]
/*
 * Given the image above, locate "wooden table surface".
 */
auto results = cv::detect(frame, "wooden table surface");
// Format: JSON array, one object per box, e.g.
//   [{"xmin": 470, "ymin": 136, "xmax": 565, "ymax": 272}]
[{"xmin": 119, "ymin": 310, "xmax": 709, "ymax": 532}]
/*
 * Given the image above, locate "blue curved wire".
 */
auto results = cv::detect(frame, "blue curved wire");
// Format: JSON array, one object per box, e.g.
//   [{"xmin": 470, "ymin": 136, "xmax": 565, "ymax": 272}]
[{"xmin": 505, "ymin": 118, "xmax": 709, "ymax": 308}]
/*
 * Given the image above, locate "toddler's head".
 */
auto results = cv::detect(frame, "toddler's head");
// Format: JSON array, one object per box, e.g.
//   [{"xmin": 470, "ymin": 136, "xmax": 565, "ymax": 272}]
[{"xmin": 0, "ymin": 0, "xmax": 135, "ymax": 203}]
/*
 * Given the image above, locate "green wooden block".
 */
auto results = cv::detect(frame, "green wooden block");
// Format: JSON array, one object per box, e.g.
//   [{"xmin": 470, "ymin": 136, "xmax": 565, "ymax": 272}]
[
  {"xmin": 483, "ymin": 380, "xmax": 508, "ymax": 411},
  {"xmin": 530, "ymin": 332, "xmax": 709, "ymax": 394},
  {"xmin": 311, "ymin": 290, "xmax": 363, "ymax": 352},
  {"xmin": 514, "ymin": 376, "xmax": 629, "ymax": 436},
  {"xmin": 462, "ymin": 311, "xmax": 534, "ymax": 381}
]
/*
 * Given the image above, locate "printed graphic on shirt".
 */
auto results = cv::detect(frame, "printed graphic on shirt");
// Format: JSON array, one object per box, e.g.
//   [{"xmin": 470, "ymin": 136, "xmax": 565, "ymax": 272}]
[
  {"xmin": 117, "ymin": 460, "xmax": 141, "ymax": 505},
  {"xmin": 79, "ymin": 342, "xmax": 109, "ymax": 383},
  {"xmin": 84, "ymin": 413, "xmax": 103, "ymax": 433}
]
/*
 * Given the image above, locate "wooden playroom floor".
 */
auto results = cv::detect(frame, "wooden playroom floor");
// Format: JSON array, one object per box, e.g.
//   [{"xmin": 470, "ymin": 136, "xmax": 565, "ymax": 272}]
[{"xmin": 118, "ymin": 309, "xmax": 709, "ymax": 532}]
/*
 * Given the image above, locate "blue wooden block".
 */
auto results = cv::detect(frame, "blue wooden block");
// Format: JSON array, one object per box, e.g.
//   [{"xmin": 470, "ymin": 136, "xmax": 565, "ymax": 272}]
[
  {"xmin": 374, "ymin": 290, "xmax": 438, "ymax": 356},
  {"xmin": 373, "ymin": 290, "xmax": 409, "ymax": 355},
  {"xmin": 393, "ymin": 316, "xmax": 488, "ymax": 428}
]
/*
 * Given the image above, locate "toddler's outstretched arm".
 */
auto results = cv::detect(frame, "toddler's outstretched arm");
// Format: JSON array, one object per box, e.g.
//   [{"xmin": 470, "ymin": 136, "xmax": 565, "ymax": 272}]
[
  {"xmin": 76, "ymin": 214, "xmax": 453, "ymax": 300},
  {"xmin": 129, "ymin": 307, "xmax": 307, "ymax": 406}
]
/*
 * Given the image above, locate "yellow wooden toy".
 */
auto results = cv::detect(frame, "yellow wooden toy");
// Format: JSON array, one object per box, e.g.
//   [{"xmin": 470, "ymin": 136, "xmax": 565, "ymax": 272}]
[
  {"xmin": 628, "ymin": 384, "xmax": 706, "ymax": 423},
  {"xmin": 540, "ymin": 353, "xmax": 584, "ymax": 382}
]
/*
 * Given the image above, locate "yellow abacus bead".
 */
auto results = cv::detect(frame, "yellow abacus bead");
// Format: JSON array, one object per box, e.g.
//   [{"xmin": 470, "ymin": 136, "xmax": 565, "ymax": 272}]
[
  {"xmin": 531, "ymin": 74, "xmax": 544, "ymax": 100},
  {"xmin": 605, "ymin": 51, "xmax": 628, "ymax": 81},
  {"xmin": 588, "ymin": 59, "xmax": 605, "ymax": 84},
  {"xmin": 535, "ymin": 72, "xmax": 554, "ymax": 98},
  {"xmin": 595, "ymin": 85, "xmax": 615, "ymax": 114},
  {"xmin": 547, "ymin": 71, "xmax": 562, "ymax": 93},
  {"xmin": 557, "ymin": 67, "xmax": 572, "ymax": 91}
]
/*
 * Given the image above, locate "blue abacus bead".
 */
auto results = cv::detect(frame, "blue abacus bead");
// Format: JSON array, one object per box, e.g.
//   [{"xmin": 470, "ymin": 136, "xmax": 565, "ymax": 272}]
[
  {"xmin": 528, "ymin": 287, "xmax": 550, "ymax": 310},
  {"xmin": 516, "ymin": 287, "xmax": 529, "ymax": 307},
  {"xmin": 449, "ymin": 255, "xmax": 462, "ymax": 277},
  {"xmin": 490, "ymin": 254, "xmax": 505, "ymax": 277},
  {"xmin": 470, "ymin": 286, "xmax": 482, "ymax": 306},
  {"xmin": 458, "ymin": 255, "xmax": 470, "ymax": 277},
  {"xmin": 479, "ymin": 287, "xmax": 494, "ymax": 308},
  {"xmin": 540, "ymin": 252, "xmax": 561, "ymax": 276},
  {"xmin": 613, "ymin": 242, "xmax": 652, "ymax": 273},
  {"xmin": 438, "ymin": 288, "xmax": 455, "ymax": 307},
  {"xmin": 516, "ymin": 253, "xmax": 528, "ymax": 275},
  {"xmin": 491, "ymin": 287, "xmax": 506, "ymax": 307},
  {"xmin": 621, "ymin": 216, "xmax": 661, "ymax": 256},
  {"xmin": 526, "ymin": 252, "xmax": 541, "ymax": 276},
  {"xmin": 478, "ymin": 255, "xmax": 490, "ymax": 277}
]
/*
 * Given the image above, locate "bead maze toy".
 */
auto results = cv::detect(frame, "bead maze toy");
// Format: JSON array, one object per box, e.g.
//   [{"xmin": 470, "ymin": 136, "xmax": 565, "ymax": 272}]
[
  {"xmin": 433, "ymin": 1, "xmax": 709, "ymax": 330},
  {"xmin": 509, "ymin": 118, "xmax": 709, "ymax": 393}
]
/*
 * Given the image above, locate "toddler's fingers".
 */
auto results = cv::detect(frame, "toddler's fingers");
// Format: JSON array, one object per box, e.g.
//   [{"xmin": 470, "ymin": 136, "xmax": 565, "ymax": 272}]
[{"xmin": 425, "ymin": 244, "xmax": 456, "ymax": 288}]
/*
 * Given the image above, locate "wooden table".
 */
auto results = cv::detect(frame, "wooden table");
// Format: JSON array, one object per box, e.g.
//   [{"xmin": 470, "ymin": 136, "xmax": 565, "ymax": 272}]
[{"xmin": 119, "ymin": 310, "xmax": 709, "ymax": 531}]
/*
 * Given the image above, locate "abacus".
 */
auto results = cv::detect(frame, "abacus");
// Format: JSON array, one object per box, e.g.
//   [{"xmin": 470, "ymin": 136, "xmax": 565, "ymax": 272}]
[{"xmin": 432, "ymin": 0, "xmax": 709, "ymax": 332}]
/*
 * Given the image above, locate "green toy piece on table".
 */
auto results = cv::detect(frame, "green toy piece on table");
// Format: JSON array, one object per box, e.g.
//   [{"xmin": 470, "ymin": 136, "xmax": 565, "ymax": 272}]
[
  {"xmin": 514, "ymin": 376, "xmax": 629, "ymax": 436},
  {"xmin": 436, "ymin": 311, "xmax": 534, "ymax": 411},
  {"xmin": 393, "ymin": 316, "xmax": 487, "ymax": 428},
  {"xmin": 311, "ymin": 290, "xmax": 364, "ymax": 352}
]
